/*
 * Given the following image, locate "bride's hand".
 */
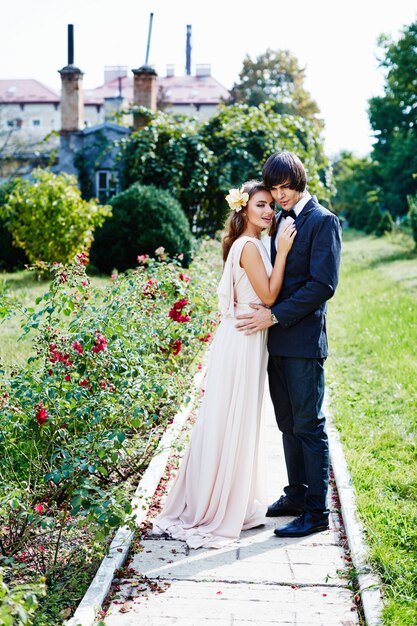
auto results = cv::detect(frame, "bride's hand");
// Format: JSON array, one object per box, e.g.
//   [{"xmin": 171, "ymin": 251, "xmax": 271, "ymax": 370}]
[{"xmin": 277, "ymin": 223, "xmax": 297, "ymax": 255}]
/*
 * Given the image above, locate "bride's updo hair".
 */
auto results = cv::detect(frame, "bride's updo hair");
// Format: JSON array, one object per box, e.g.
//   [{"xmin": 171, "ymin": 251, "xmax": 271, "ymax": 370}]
[{"xmin": 222, "ymin": 180, "xmax": 276, "ymax": 262}]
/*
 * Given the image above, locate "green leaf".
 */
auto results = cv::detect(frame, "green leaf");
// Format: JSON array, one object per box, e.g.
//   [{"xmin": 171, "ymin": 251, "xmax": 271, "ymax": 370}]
[{"xmin": 107, "ymin": 514, "xmax": 121, "ymax": 528}]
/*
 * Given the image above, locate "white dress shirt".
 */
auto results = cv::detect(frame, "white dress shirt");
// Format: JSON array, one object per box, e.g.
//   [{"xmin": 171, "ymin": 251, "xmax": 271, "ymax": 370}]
[{"xmin": 262, "ymin": 192, "xmax": 312, "ymax": 259}]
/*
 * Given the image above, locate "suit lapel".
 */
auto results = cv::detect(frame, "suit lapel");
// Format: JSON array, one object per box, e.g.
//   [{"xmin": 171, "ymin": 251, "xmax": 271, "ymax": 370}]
[
  {"xmin": 271, "ymin": 196, "xmax": 318, "ymax": 262},
  {"xmin": 292, "ymin": 195, "xmax": 317, "ymax": 231}
]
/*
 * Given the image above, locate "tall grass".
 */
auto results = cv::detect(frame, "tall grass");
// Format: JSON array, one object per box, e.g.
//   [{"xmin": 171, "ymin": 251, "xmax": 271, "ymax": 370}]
[{"xmin": 327, "ymin": 230, "xmax": 417, "ymax": 625}]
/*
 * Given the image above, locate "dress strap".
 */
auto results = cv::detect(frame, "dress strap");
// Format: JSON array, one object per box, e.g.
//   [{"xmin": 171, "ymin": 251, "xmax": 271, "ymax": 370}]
[{"xmin": 217, "ymin": 237, "xmax": 260, "ymax": 317}]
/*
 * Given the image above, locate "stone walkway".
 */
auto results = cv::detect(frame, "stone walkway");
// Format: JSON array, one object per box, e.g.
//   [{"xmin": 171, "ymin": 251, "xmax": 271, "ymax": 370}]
[{"xmin": 101, "ymin": 388, "xmax": 360, "ymax": 626}]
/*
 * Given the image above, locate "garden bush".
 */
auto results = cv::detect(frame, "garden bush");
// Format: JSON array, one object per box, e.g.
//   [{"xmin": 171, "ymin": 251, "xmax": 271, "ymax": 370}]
[
  {"xmin": 0, "ymin": 168, "xmax": 111, "ymax": 267},
  {"xmin": 0, "ymin": 237, "xmax": 221, "ymax": 623},
  {"xmin": 0, "ymin": 180, "xmax": 29, "ymax": 271},
  {"xmin": 375, "ymin": 210, "xmax": 394, "ymax": 236},
  {"xmin": 90, "ymin": 183, "xmax": 195, "ymax": 274}
]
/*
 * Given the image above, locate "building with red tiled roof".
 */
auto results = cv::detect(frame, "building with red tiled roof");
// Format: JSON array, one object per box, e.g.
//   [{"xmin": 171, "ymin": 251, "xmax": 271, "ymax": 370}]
[
  {"xmin": 0, "ymin": 79, "xmax": 60, "ymax": 104},
  {"xmin": 0, "ymin": 68, "xmax": 230, "ymax": 154},
  {"xmin": 0, "ymin": 64, "xmax": 230, "ymax": 186},
  {"xmin": 83, "ymin": 65, "xmax": 230, "ymax": 126},
  {"xmin": 0, "ymin": 79, "xmax": 60, "ymax": 136}
]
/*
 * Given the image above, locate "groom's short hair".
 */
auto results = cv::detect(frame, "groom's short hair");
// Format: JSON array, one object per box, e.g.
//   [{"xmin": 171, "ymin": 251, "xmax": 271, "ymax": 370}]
[{"xmin": 262, "ymin": 151, "xmax": 307, "ymax": 192}]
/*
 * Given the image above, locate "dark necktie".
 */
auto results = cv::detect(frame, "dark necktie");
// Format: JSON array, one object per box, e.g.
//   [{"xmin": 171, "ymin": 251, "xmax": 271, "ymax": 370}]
[{"xmin": 282, "ymin": 209, "xmax": 297, "ymax": 220}]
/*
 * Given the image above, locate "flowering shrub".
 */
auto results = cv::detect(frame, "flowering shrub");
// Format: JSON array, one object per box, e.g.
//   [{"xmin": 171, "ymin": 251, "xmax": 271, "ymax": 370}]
[{"xmin": 0, "ymin": 238, "xmax": 221, "ymax": 613}]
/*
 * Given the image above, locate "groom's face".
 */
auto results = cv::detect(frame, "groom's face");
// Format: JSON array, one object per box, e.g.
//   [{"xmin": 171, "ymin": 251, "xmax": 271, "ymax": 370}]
[{"xmin": 269, "ymin": 181, "xmax": 301, "ymax": 211}]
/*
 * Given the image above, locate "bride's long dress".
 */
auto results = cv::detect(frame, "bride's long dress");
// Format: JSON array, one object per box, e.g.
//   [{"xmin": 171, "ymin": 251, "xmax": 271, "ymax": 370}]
[{"xmin": 153, "ymin": 236, "xmax": 272, "ymax": 548}]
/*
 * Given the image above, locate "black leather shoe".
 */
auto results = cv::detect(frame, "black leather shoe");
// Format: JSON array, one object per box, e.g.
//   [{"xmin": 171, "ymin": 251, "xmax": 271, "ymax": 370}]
[
  {"xmin": 274, "ymin": 512, "xmax": 329, "ymax": 537},
  {"xmin": 266, "ymin": 495, "xmax": 304, "ymax": 517}
]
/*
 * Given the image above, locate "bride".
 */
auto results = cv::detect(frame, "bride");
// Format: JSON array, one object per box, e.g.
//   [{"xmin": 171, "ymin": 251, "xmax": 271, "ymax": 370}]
[{"xmin": 153, "ymin": 180, "xmax": 296, "ymax": 549}]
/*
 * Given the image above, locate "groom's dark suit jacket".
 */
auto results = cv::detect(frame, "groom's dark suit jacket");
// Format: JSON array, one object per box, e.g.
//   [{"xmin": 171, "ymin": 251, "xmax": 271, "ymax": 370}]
[{"xmin": 269, "ymin": 195, "xmax": 342, "ymax": 359}]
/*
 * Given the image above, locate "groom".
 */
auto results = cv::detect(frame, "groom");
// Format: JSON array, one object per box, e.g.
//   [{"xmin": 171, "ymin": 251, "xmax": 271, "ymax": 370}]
[{"xmin": 236, "ymin": 151, "xmax": 342, "ymax": 537}]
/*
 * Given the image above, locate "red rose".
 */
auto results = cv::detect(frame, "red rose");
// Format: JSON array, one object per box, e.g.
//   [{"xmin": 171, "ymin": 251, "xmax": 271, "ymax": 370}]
[
  {"xmin": 173, "ymin": 299, "xmax": 188, "ymax": 310},
  {"xmin": 72, "ymin": 341, "xmax": 83, "ymax": 355},
  {"xmin": 171, "ymin": 339, "xmax": 183, "ymax": 356},
  {"xmin": 76, "ymin": 252, "xmax": 88, "ymax": 266},
  {"xmin": 36, "ymin": 406, "xmax": 48, "ymax": 425},
  {"xmin": 92, "ymin": 333, "xmax": 107, "ymax": 353}
]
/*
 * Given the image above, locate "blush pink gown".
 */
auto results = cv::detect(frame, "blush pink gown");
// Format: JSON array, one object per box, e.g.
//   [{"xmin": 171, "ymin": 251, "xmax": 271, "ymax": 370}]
[{"xmin": 153, "ymin": 236, "xmax": 271, "ymax": 548}]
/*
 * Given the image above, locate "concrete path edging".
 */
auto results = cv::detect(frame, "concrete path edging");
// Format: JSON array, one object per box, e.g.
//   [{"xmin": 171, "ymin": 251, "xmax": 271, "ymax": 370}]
[
  {"xmin": 66, "ymin": 369, "xmax": 205, "ymax": 626},
  {"xmin": 327, "ymin": 399, "xmax": 384, "ymax": 625}
]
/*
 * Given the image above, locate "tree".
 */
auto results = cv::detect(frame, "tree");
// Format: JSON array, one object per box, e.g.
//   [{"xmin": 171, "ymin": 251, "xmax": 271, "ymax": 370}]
[
  {"xmin": 119, "ymin": 110, "xmax": 213, "ymax": 232},
  {"xmin": 118, "ymin": 102, "xmax": 331, "ymax": 237},
  {"xmin": 365, "ymin": 204, "xmax": 383, "ymax": 234},
  {"xmin": 0, "ymin": 168, "xmax": 111, "ymax": 266},
  {"xmin": 230, "ymin": 48, "xmax": 323, "ymax": 132},
  {"xmin": 331, "ymin": 151, "xmax": 382, "ymax": 230},
  {"xmin": 200, "ymin": 102, "xmax": 331, "ymax": 234},
  {"xmin": 368, "ymin": 19, "xmax": 417, "ymax": 217}
]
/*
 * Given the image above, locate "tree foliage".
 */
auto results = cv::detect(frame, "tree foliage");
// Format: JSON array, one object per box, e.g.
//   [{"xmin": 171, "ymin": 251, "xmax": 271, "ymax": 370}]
[
  {"xmin": 200, "ymin": 102, "xmax": 331, "ymax": 233},
  {"xmin": 230, "ymin": 48, "xmax": 323, "ymax": 131},
  {"xmin": 368, "ymin": 19, "xmax": 417, "ymax": 216},
  {"xmin": 331, "ymin": 151, "xmax": 382, "ymax": 230},
  {"xmin": 118, "ymin": 103, "xmax": 332, "ymax": 236},
  {"xmin": 0, "ymin": 168, "xmax": 111, "ymax": 266},
  {"xmin": 119, "ymin": 111, "xmax": 212, "ymax": 231}
]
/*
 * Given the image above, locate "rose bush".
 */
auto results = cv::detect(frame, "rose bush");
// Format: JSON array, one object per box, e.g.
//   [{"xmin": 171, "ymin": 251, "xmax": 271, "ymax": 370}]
[{"xmin": 0, "ymin": 237, "xmax": 222, "ymax": 621}]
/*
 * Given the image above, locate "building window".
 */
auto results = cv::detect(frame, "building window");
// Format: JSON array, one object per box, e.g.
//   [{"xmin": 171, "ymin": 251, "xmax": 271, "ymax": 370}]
[
  {"xmin": 96, "ymin": 170, "xmax": 119, "ymax": 203},
  {"xmin": 6, "ymin": 118, "xmax": 23, "ymax": 128},
  {"xmin": 32, "ymin": 119, "xmax": 41, "ymax": 127}
]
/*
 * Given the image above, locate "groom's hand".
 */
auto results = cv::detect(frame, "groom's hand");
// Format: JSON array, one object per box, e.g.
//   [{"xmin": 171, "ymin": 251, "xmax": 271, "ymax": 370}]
[{"xmin": 235, "ymin": 303, "xmax": 273, "ymax": 335}]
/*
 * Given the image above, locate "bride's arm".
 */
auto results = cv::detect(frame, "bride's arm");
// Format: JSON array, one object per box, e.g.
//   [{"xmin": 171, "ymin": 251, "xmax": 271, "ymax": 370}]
[{"xmin": 240, "ymin": 224, "xmax": 296, "ymax": 306}]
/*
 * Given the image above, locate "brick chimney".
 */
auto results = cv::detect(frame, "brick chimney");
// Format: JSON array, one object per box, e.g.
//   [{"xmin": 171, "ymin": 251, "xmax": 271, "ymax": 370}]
[
  {"xmin": 58, "ymin": 24, "xmax": 84, "ymax": 132},
  {"xmin": 131, "ymin": 64, "xmax": 157, "ymax": 130}
]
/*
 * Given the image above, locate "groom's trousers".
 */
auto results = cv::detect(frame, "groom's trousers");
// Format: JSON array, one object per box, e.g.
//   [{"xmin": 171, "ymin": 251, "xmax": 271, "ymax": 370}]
[{"xmin": 267, "ymin": 355, "xmax": 329, "ymax": 519}]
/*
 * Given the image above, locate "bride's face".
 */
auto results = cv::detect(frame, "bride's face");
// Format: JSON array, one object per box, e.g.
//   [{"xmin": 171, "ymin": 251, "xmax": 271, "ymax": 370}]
[{"xmin": 245, "ymin": 190, "xmax": 275, "ymax": 231}]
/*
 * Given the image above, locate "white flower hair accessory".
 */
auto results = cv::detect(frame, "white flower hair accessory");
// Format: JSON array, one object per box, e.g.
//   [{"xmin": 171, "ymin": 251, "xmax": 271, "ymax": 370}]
[{"xmin": 225, "ymin": 185, "xmax": 249, "ymax": 212}]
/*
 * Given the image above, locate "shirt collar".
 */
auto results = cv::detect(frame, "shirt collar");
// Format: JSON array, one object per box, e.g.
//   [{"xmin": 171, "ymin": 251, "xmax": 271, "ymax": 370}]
[{"xmin": 292, "ymin": 191, "xmax": 311, "ymax": 216}]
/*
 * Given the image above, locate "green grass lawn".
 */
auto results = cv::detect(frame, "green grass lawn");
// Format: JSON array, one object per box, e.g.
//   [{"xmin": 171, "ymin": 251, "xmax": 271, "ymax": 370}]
[
  {"xmin": 326, "ymin": 230, "xmax": 417, "ymax": 625},
  {"xmin": 0, "ymin": 270, "xmax": 110, "ymax": 370}
]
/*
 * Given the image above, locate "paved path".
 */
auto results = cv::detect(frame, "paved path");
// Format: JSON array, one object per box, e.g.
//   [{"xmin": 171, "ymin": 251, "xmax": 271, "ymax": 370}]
[{"xmin": 102, "ymin": 387, "xmax": 359, "ymax": 626}]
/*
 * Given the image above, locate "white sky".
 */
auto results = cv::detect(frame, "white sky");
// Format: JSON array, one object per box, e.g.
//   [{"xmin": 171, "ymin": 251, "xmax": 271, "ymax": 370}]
[{"xmin": 1, "ymin": 0, "xmax": 416, "ymax": 157}]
